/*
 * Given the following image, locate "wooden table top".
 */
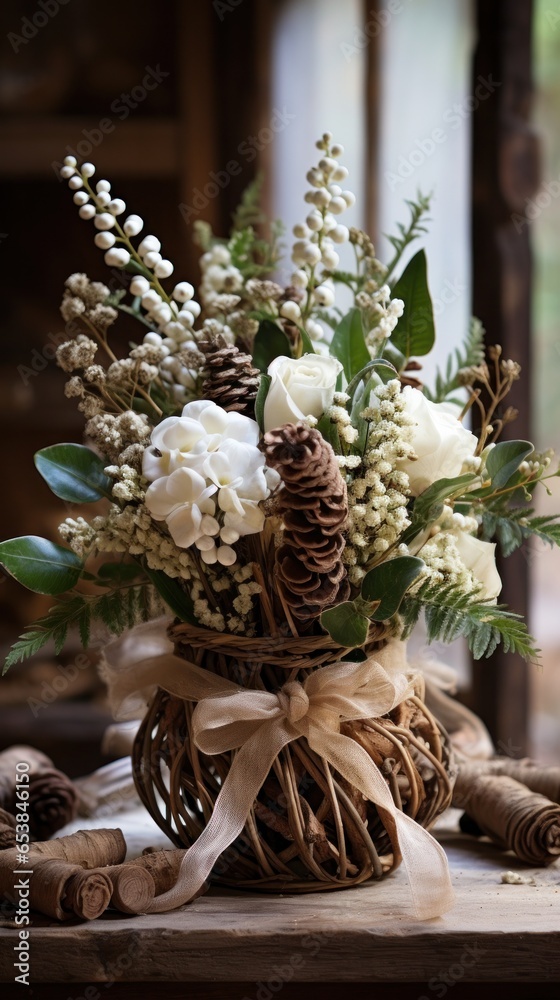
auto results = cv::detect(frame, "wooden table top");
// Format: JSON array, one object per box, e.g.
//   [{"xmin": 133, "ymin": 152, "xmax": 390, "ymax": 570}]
[{"xmin": 0, "ymin": 808, "xmax": 559, "ymax": 986}]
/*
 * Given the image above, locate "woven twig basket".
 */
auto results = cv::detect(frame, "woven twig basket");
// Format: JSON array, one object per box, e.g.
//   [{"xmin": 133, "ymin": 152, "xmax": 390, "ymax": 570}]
[{"xmin": 132, "ymin": 621, "xmax": 455, "ymax": 893}]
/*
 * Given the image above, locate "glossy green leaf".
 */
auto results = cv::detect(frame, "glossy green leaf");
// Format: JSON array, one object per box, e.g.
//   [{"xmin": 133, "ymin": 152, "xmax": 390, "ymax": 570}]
[
  {"xmin": 316, "ymin": 413, "xmax": 341, "ymax": 453},
  {"xmin": 97, "ymin": 562, "xmax": 145, "ymax": 584},
  {"xmin": 329, "ymin": 308, "xmax": 370, "ymax": 381},
  {"xmin": 35, "ymin": 444, "xmax": 112, "ymax": 503},
  {"xmin": 254, "ymin": 374, "xmax": 271, "ymax": 431},
  {"xmin": 485, "ymin": 440, "xmax": 534, "ymax": 490},
  {"xmin": 390, "ymin": 250, "xmax": 435, "ymax": 358},
  {"xmin": 320, "ymin": 601, "xmax": 369, "ymax": 648},
  {"xmin": 401, "ymin": 473, "xmax": 479, "ymax": 545},
  {"xmin": 252, "ymin": 319, "xmax": 292, "ymax": 373},
  {"xmin": 362, "ymin": 556, "xmax": 425, "ymax": 621},
  {"xmin": 145, "ymin": 566, "xmax": 196, "ymax": 624},
  {"xmin": 346, "ymin": 358, "xmax": 398, "ymax": 401},
  {"xmin": 297, "ymin": 325, "xmax": 316, "ymax": 356},
  {"xmin": 0, "ymin": 536, "xmax": 82, "ymax": 595}
]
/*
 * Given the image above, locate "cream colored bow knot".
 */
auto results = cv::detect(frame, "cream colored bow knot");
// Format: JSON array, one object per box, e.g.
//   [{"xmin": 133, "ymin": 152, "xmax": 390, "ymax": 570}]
[{"xmin": 103, "ymin": 625, "xmax": 455, "ymax": 920}]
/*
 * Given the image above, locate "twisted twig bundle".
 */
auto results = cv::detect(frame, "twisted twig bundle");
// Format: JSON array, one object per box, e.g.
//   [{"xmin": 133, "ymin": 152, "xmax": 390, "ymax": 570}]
[{"xmin": 453, "ymin": 771, "xmax": 560, "ymax": 865}]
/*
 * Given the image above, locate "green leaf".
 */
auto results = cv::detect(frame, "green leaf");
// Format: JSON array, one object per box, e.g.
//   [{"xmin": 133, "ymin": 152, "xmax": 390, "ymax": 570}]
[
  {"xmin": 0, "ymin": 536, "xmax": 82, "ymax": 595},
  {"xmin": 346, "ymin": 358, "xmax": 398, "ymax": 401},
  {"xmin": 390, "ymin": 250, "xmax": 435, "ymax": 359},
  {"xmin": 35, "ymin": 444, "xmax": 113, "ymax": 503},
  {"xmin": 485, "ymin": 440, "xmax": 534, "ymax": 490},
  {"xmin": 362, "ymin": 557, "xmax": 425, "ymax": 621},
  {"xmin": 316, "ymin": 413, "xmax": 341, "ymax": 453},
  {"xmin": 144, "ymin": 567, "xmax": 196, "ymax": 623},
  {"xmin": 297, "ymin": 325, "xmax": 316, "ymax": 356},
  {"xmin": 252, "ymin": 320, "xmax": 291, "ymax": 373},
  {"xmin": 320, "ymin": 601, "xmax": 369, "ymax": 648},
  {"xmin": 254, "ymin": 374, "xmax": 271, "ymax": 431},
  {"xmin": 401, "ymin": 473, "xmax": 479, "ymax": 544},
  {"xmin": 329, "ymin": 308, "xmax": 370, "ymax": 381},
  {"xmin": 97, "ymin": 562, "xmax": 145, "ymax": 584}
]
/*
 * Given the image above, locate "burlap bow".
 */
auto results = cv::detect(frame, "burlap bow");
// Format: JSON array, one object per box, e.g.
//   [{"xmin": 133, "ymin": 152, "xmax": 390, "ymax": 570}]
[{"xmin": 102, "ymin": 620, "xmax": 454, "ymax": 919}]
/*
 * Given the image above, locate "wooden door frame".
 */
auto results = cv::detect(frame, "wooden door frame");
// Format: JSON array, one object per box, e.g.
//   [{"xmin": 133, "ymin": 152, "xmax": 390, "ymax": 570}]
[{"xmin": 471, "ymin": 0, "xmax": 540, "ymax": 753}]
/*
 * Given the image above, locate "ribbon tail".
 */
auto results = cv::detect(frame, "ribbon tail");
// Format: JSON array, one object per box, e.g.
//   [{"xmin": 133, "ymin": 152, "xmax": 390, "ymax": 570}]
[
  {"xmin": 307, "ymin": 725, "xmax": 454, "ymax": 920},
  {"xmin": 145, "ymin": 719, "xmax": 294, "ymax": 912}
]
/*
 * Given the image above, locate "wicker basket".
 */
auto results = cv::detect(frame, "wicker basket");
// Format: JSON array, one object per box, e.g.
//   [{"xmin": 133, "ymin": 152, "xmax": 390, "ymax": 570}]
[{"xmin": 132, "ymin": 621, "xmax": 455, "ymax": 893}]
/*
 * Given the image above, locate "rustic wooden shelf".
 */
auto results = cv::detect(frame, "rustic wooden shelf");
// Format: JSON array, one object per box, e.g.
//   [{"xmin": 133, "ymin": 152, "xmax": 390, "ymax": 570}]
[{"xmin": 1, "ymin": 813, "xmax": 558, "ymax": 986}]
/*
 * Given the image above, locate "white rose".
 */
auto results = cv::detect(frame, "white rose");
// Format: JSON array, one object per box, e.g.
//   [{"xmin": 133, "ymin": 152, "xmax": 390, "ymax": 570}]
[
  {"xmin": 454, "ymin": 533, "xmax": 502, "ymax": 600},
  {"xmin": 263, "ymin": 354, "xmax": 343, "ymax": 431},
  {"xmin": 398, "ymin": 386, "xmax": 478, "ymax": 496}
]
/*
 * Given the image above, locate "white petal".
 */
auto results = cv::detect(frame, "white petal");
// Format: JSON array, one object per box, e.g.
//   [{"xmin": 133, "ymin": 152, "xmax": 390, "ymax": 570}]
[
  {"xmin": 166, "ymin": 504, "xmax": 203, "ymax": 548},
  {"xmin": 166, "ymin": 467, "xmax": 208, "ymax": 504},
  {"xmin": 218, "ymin": 486, "xmax": 245, "ymax": 516}
]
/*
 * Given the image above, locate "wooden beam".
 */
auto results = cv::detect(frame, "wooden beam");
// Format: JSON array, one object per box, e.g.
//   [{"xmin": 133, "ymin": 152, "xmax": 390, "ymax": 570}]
[
  {"xmin": 364, "ymin": 0, "xmax": 381, "ymax": 242},
  {"xmin": 471, "ymin": 0, "xmax": 540, "ymax": 753},
  {"xmin": 0, "ymin": 119, "xmax": 179, "ymax": 177}
]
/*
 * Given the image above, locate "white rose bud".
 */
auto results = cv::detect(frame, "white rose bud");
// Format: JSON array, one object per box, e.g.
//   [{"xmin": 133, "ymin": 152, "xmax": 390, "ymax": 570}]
[
  {"xmin": 263, "ymin": 354, "xmax": 343, "ymax": 431},
  {"xmin": 398, "ymin": 386, "xmax": 479, "ymax": 496}
]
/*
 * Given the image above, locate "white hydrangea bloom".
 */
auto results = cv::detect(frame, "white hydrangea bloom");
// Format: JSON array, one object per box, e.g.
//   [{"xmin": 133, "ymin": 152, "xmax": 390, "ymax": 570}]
[{"xmin": 143, "ymin": 401, "xmax": 275, "ymax": 560}]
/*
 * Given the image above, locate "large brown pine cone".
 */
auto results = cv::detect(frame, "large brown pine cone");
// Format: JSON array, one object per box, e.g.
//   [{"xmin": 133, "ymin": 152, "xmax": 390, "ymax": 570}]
[{"xmin": 261, "ymin": 423, "xmax": 350, "ymax": 621}]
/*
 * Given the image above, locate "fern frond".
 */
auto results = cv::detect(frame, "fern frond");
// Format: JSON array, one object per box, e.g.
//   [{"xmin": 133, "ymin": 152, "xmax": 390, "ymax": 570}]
[
  {"xmin": 424, "ymin": 317, "xmax": 485, "ymax": 403},
  {"xmin": 400, "ymin": 581, "xmax": 539, "ymax": 662},
  {"xmin": 481, "ymin": 507, "xmax": 560, "ymax": 557},
  {"xmin": 231, "ymin": 174, "xmax": 266, "ymax": 232},
  {"xmin": 2, "ymin": 585, "xmax": 156, "ymax": 674},
  {"xmin": 385, "ymin": 193, "xmax": 432, "ymax": 281}
]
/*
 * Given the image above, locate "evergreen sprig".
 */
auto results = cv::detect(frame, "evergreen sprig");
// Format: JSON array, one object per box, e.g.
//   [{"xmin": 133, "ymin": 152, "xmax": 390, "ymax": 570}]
[
  {"xmin": 481, "ymin": 507, "xmax": 560, "ymax": 557},
  {"xmin": 231, "ymin": 174, "xmax": 266, "ymax": 232},
  {"xmin": 385, "ymin": 193, "xmax": 431, "ymax": 281},
  {"xmin": 424, "ymin": 317, "xmax": 486, "ymax": 404},
  {"xmin": 400, "ymin": 581, "xmax": 540, "ymax": 662},
  {"xmin": 3, "ymin": 585, "xmax": 154, "ymax": 674}
]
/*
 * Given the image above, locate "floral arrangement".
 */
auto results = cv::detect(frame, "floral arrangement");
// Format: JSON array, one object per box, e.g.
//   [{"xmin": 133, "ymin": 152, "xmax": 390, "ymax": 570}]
[{"xmin": 2, "ymin": 131, "xmax": 560, "ymax": 670}]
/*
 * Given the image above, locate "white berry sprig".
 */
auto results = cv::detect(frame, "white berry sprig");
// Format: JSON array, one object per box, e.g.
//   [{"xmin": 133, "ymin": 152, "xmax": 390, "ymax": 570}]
[
  {"xmin": 60, "ymin": 156, "xmax": 205, "ymax": 405},
  {"xmin": 287, "ymin": 133, "xmax": 355, "ymax": 338}
]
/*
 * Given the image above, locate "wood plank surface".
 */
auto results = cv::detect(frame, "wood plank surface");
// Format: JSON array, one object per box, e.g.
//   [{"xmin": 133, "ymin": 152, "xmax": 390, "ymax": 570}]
[{"xmin": 1, "ymin": 818, "xmax": 558, "ymax": 984}]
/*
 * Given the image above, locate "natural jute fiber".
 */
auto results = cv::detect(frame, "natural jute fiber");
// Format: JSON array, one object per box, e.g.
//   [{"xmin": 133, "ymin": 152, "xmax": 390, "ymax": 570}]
[{"xmin": 103, "ymin": 618, "xmax": 455, "ymax": 918}]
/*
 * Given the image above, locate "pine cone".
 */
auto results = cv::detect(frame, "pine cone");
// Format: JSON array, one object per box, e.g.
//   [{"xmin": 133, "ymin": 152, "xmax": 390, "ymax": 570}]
[
  {"xmin": 261, "ymin": 423, "xmax": 350, "ymax": 621},
  {"xmin": 199, "ymin": 334, "xmax": 261, "ymax": 416}
]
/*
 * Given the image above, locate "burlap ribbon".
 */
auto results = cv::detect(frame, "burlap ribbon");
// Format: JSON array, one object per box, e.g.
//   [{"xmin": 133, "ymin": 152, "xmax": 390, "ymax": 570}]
[{"xmin": 102, "ymin": 620, "xmax": 454, "ymax": 919}]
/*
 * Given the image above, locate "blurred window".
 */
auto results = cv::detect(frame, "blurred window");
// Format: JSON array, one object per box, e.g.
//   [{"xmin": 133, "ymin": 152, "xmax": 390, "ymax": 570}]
[{"xmin": 530, "ymin": 0, "xmax": 560, "ymax": 762}]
